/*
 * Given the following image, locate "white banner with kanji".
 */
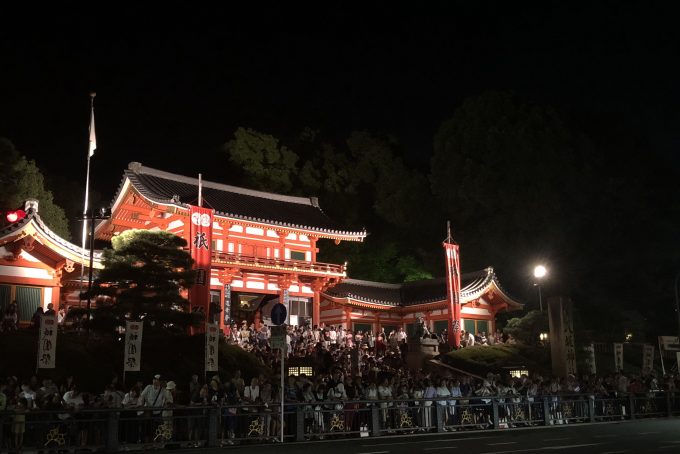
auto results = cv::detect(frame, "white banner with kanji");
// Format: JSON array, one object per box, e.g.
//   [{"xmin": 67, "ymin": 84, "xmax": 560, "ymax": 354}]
[
  {"xmin": 583, "ymin": 343, "xmax": 596, "ymax": 374},
  {"xmin": 124, "ymin": 321, "xmax": 144, "ymax": 372},
  {"xmin": 642, "ymin": 344, "xmax": 655, "ymax": 372},
  {"xmin": 205, "ymin": 323, "xmax": 219, "ymax": 372},
  {"xmin": 614, "ymin": 342, "xmax": 624, "ymax": 372},
  {"xmin": 37, "ymin": 315, "xmax": 58, "ymax": 369}
]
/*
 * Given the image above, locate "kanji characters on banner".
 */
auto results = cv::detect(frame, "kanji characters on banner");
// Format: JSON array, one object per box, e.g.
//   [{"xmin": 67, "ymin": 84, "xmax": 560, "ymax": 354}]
[
  {"xmin": 37, "ymin": 315, "xmax": 58, "ymax": 369},
  {"xmin": 205, "ymin": 323, "xmax": 219, "ymax": 372},
  {"xmin": 547, "ymin": 297, "xmax": 578, "ymax": 377},
  {"xmin": 223, "ymin": 283, "xmax": 231, "ymax": 325},
  {"xmin": 124, "ymin": 321, "xmax": 144, "ymax": 372},
  {"xmin": 642, "ymin": 344, "xmax": 655, "ymax": 372},
  {"xmin": 189, "ymin": 205, "xmax": 214, "ymax": 318},
  {"xmin": 614, "ymin": 342, "xmax": 624, "ymax": 372},
  {"xmin": 583, "ymin": 343, "xmax": 597, "ymax": 374}
]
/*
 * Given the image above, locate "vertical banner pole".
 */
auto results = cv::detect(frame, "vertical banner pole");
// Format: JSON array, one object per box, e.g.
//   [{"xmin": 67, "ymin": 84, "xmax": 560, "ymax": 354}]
[
  {"xmin": 280, "ymin": 346, "xmax": 284, "ymax": 443},
  {"xmin": 444, "ymin": 221, "xmax": 461, "ymax": 349},
  {"xmin": 658, "ymin": 337, "xmax": 666, "ymax": 376}
]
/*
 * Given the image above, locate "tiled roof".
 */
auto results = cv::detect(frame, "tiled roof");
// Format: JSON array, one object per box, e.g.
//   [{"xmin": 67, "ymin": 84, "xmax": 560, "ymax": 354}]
[
  {"xmin": 0, "ymin": 200, "xmax": 103, "ymax": 264},
  {"xmin": 115, "ymin": 163, "xmax": 366, "ymax": 239},
  {"xmin": 325, "ymin": 268, "xmax": 522, "ymax": 308}
]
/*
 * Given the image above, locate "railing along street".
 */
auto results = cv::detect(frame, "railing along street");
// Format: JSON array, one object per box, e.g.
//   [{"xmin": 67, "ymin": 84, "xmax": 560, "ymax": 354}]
[{"xmin": 1, "ymin": 392, "xmax": 679, "ymax": 452}]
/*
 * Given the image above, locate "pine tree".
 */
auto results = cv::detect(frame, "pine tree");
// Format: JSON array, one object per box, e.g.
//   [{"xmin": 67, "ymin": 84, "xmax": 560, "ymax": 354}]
[{"xmin": 82, "ymin": 229, "xmax": 201, "ymax": 333}]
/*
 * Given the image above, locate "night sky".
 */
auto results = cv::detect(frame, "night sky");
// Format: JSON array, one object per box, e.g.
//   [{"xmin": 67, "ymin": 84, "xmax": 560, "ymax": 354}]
[{"xmin": 2, "ymin": 2, "xmax": 679, "ymax": 197}]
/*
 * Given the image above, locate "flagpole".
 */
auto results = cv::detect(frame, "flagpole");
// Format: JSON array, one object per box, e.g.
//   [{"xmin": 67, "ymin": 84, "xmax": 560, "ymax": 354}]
[
  {"xmin": 198, "ymin": 173, "xmax": 202, "ymax": 207},
  {"xmin": 79, "ymin": 93, "xmax": 97, "ymax": 305}
]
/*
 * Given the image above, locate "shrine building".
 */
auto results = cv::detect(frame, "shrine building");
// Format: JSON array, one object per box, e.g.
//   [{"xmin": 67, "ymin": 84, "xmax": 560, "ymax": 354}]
[
  {"xmin": 0, "ymin": 200, "xmax": 103, "ymax": 323},
  {"xmin": 0, "ymin": 162, "xmax": 522, "ymax": 333}
]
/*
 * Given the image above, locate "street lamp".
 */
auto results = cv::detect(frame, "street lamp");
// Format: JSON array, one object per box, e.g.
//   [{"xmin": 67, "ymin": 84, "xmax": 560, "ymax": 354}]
[{"xmin": 533, "ymin": 265, "xmax": 547, "ymax": 312}]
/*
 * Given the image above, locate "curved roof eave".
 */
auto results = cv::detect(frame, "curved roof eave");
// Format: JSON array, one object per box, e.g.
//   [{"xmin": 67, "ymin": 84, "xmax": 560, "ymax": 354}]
[
  {"xmin": 0, "ymin": 206, "xmax": 103, "ymax": 268},
  {"xmin": 106, "ymin": 174, "xmax": 367, "ymax": 242}
]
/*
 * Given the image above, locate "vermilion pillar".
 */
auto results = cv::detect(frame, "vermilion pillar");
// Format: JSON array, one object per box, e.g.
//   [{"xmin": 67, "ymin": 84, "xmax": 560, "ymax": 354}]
[{"xmin": 444, "ymin": 228, "xmax": 462, "ymax": 349}]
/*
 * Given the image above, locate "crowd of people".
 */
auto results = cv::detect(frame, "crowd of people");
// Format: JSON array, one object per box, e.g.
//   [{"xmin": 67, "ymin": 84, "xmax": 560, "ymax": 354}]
[
  {"xmin": 2, "ymin": 320, "xmax": 680, "ymax": 451},
  {"xmin": 221, "ymin": 321, "xmax": 515, "ymax": 356},
  {"xmin": 1, "ymin": 301, "xmax": 67, "ymax": 333}
]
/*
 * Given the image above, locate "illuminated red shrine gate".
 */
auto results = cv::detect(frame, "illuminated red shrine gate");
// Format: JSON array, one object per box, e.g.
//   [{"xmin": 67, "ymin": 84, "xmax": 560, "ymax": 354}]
[
  {"xmin": 0, "ymin": 163, "xmax": 522, "ymax": 334},
  {"xmin": 96, "ymin": 162, "xmax": 366, "ymax": 331},
  {"xmin": 320, "ymin": 268, "xmax": 523, "ymax": 338}
]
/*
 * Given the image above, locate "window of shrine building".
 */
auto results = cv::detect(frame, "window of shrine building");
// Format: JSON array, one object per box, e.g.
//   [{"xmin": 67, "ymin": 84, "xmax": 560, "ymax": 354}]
[
  {"xmin": 382, "ymin": 325, "xmax": 398, "ymax": 337},
  {"xmin": 290, "ymin": 250, "xmax": 306, "ymax": 261},
  {"xmin": 353, "ymin": 322, "xmax": 372, "ymax": 334},
  {"xmin": 0, "ymin": 284, "xmax": 42, "ymax": 322},
  {"xmin": 290, "ymin": 299, "xmax": 311, "ymax": 317},
  {"xmin": 463, "ymin": 319, "xmax": 489, "ymax": 335},
  {"xmin": 210, "ymin": 290, "xmax": 221, "ymax": 305},
  {"xmin": 433, "ymin": 320, "xmax": 448, "ymax": 335}
]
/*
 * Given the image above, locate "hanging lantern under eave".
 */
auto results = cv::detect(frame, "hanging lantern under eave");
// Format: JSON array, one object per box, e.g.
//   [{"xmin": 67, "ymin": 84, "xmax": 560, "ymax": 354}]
[{"xmin": 5, "ymin": 209, "xmax": 26, "ymax": 223}]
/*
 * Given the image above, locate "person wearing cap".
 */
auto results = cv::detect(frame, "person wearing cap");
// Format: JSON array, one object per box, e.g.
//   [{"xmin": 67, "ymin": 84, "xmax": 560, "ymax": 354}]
[{"xmin": 162, "ymin": 382, "xmax": 177, "ymax": 419}]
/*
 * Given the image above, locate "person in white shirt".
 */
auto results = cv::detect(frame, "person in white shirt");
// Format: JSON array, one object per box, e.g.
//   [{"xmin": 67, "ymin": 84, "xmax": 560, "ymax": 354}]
[
  {"xmin": 18, "ymin": 384, "xmax": 37, "ymax": 410},
  {"xmin": 243, "ymin": 377, "xmax": 260, "ymax": 413},
  {"xmin": 138, "ymin": 374, "xmax": 173, "ymax": 415},
  {"xmin": 377, "ymin": 378, "xmax": 394, "ymax": 429},
  {"xmin": 449, "ymin": 379, "xmax": 462, "ymax": 423},
  {"xmin": 328, "ymin": 327, "xmax": 338, "ymax": 345},
  {"xmin": 435, "ymin": 378, "xmax": 451, "ymax": 428},
  {"xmin": 423, "ymin": 379, "xmax": 437, "ymax": 428},
  {"xmin": 396, "ymin": 327, "xmax": 407, "ymax": 343},
  {"xmin": 467, "ymin": 331, "xmax": 475, "ymax": 347}
]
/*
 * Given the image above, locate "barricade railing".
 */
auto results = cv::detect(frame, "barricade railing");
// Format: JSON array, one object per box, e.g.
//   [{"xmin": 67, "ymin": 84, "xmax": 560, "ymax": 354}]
[{"xmin": 0, "ymin": 392, "xmax": 676, "ymax": 452}]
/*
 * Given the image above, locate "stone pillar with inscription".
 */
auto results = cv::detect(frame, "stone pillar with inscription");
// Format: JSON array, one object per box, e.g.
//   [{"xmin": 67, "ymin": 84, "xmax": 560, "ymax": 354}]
[{"xmin": 548, "ymin": 296, "xmax": 578, "ymax": 378}]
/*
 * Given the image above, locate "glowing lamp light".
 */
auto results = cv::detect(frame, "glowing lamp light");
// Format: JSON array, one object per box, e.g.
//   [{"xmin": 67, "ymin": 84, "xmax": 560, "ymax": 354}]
[
  {"xmin": 5, "ymin": 209, "xmax": 26, "ymax": 223},
  {"xmin": 533, "ymin": 265, "xmax": 547, "ymax": 279}
]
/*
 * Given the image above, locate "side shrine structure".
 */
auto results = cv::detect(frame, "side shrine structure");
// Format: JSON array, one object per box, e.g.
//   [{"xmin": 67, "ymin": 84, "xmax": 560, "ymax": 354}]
[{"xmin": 0, "ymin": 162, "xmax": 522, "ymax": 334}]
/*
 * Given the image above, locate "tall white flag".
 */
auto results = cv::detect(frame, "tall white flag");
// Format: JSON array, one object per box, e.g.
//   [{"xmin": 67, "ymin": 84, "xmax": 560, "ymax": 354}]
[{"xmin": 88, "ymin": 106, "xmax": 97, "ymax": 157}]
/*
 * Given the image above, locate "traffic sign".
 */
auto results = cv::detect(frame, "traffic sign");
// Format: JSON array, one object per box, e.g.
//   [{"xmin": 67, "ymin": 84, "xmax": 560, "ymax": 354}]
[
  {"xmin": 271, "ymin": 303, "xmax": 287, "ymax": 326},
  {"xmin": 271, "ymin": 324, "xmax": 287, "ymax": 350}
]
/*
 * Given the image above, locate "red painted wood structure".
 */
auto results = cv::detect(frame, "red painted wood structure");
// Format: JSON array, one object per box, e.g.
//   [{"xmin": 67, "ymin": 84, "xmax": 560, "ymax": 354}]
[{"xmin": 0, "ymin": 163, "xmax": 522, "ymax": 333}]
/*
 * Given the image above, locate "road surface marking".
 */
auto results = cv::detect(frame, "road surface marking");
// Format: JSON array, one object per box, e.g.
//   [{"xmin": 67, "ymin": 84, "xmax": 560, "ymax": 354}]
[
  {"xmin": 543, "ymin": 438, "xmax": 571, "ymax": 441},
  {"xmin": 363, "ymin": 436, "xmax": 494, "ymax": 447},
  {"xmin": 480, "ymin": 443, "xmax": 602, "ymax": 454},
  {"xmin": 488, "ymin": 442, "xmax": 517, "ymax": 446}
]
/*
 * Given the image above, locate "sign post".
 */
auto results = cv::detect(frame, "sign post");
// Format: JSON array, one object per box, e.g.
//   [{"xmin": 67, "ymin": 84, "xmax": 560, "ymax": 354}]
[
  {"xmin": 270, "ymin": 305, "xmax": 287, "ymax": 444},
  {"xmin": 657, "ymin": 336, "xmax": 680, "ymax": 375}
]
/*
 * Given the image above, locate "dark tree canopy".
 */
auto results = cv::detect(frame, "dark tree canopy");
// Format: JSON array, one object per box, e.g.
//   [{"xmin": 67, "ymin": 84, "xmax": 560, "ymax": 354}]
[
  {"xmin": 432, "ymin": 91, "xmax": 679, "ymax": 340},
  {"xmin": 223, "ymin": 128, "xmax": 435, "ymax": 283},
  {"xmin": 83, "ymin": 230, "xmax": 200, "ymax": 333},
  {"xmin": 0, "ymin": 138, "xmax": 71, "ymax": 239}
]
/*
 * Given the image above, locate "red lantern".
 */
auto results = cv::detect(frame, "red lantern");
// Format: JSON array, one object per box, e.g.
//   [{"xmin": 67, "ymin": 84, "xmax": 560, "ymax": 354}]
[{"xmin": 5, "ymin": 209, "xmax": 26, "ymax": 223}]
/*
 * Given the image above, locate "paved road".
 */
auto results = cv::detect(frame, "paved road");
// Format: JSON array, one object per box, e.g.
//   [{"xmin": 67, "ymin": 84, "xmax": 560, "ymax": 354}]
[{"xmin": 187, "ymin": 418, "xmax": 680, "ymax": 454}]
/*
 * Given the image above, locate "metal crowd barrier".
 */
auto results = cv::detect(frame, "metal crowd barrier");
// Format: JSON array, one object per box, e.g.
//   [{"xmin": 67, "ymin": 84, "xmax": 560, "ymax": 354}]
[{"xmin": 1, "ymin": 392, "xmax": 678, "ymax": 452}]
